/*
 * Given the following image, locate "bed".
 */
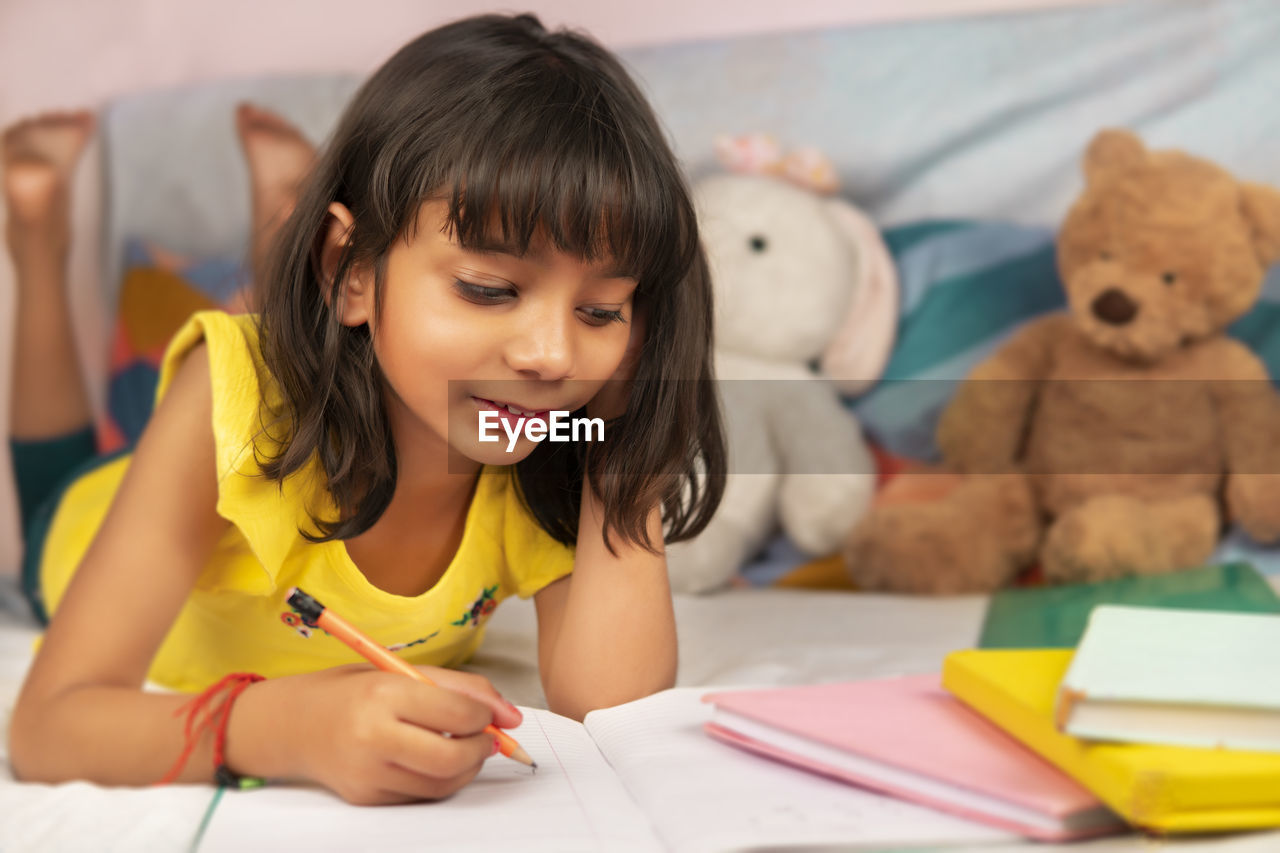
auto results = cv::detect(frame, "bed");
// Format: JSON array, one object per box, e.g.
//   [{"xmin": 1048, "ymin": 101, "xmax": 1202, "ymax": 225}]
[{"xmin": 4, "ymin": 1, "xmax": 1280, "ymax": 849}]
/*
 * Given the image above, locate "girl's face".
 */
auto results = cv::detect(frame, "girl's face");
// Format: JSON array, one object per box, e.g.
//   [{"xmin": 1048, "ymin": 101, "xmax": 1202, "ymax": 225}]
[{"xmin": 332, "ymin": 200, "xmax": 638, "ymax": 472}]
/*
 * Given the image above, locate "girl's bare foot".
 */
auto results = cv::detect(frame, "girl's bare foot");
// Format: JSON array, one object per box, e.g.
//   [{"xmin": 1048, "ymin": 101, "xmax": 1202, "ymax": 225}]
[
  {"xmin": 3, "ymin": 110, "xmax": 95, "ymax": 266},
  {"xmin": 3, "ymin": 110, "xmax": 96, "ymax": 439},
  {"xmin": 235, "ymin": 103, "xmax": 317, "ymax": 283}
]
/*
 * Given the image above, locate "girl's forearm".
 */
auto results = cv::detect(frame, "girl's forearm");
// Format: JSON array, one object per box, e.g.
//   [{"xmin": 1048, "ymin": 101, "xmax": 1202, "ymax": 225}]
[
  {"xmin": 9, "ymin": 680, "xmax": 300, "ymax": 786},
  {"xmin": 543, "ymin": 490, "xmax": 677, "ymax": 721}
]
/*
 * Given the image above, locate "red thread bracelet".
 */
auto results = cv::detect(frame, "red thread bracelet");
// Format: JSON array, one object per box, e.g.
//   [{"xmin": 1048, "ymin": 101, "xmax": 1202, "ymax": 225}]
[{"xmin": 158, "ymin": 672, "xmax": 265, "ymax": 786}]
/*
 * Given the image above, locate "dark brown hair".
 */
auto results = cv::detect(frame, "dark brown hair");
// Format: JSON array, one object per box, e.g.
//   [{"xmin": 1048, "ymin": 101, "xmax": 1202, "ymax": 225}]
[{"xmin": 255, "ymin": 13, "xmax": 725, "ymax": 553}]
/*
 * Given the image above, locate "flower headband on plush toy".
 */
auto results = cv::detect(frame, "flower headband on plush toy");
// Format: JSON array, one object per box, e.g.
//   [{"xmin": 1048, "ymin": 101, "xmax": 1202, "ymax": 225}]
[
  {"xmin": 714, "ymin": 133, "xmax": 841, "ymax": 195},
  {"xmin": 714, "ymin": 133, "xmax": 900, "ymax": 396}
]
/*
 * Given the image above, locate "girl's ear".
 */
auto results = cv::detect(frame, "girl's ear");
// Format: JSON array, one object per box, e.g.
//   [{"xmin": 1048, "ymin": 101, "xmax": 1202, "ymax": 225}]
[{"xmin": 320, "ymin": 202, "xmax": 374, "ymax": 327}]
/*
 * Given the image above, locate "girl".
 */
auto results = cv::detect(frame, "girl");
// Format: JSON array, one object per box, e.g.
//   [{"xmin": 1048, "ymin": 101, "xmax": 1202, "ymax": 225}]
[{"xmin": 6, "ymin": 13, "xmax": 725, "ymax": 805}]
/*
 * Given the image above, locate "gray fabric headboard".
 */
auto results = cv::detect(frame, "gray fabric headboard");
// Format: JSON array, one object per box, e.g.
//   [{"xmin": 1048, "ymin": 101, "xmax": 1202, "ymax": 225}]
[{"xmin": 99, "ymin": 0, "xmax": 1280, "ymax": 303}]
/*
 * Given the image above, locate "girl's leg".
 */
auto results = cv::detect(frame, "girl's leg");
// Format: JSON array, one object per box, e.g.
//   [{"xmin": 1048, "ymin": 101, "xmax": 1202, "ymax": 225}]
[
  {"xmin": 234, "ymin": 103, "xmax": 317, "ymax": 291},
  {"xmin": 3, "ymin": 111, "xmax": 98, "ymax": 530},
  {"xmin": 5, "ymin": 111, "xmax": 95, "ymax": 439}
]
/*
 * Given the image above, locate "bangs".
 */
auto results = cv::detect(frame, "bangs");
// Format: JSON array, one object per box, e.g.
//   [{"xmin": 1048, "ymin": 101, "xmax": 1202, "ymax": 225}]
[{"xmin": 402, "ymin": 70, "xmax": 696, "ymax": 290}]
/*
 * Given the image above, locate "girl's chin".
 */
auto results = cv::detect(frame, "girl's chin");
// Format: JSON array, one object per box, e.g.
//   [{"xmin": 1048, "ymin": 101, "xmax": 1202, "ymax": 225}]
[{"xmin": 453, "ymin": 439, "xmax": 539, "ymax": 467}]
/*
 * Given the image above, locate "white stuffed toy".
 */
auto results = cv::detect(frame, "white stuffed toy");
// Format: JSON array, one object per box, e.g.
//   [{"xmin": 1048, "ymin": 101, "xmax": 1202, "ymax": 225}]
[{"xmin": 665, "ymin": 135, "xmax": 900, "ymax": 593}]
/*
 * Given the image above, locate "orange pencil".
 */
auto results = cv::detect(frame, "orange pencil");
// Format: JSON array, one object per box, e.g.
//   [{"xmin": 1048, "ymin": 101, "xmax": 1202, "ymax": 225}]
[{"xmin": 286, "ymin": 587, "xmax": 536, "ymax": 769}]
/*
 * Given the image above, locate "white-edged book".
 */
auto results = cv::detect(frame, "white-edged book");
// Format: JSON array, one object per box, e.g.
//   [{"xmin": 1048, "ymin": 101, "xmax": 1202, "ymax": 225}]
[{"xmin": 1056, "ymin": 605, "xmax": 1280, "ymax": 752}]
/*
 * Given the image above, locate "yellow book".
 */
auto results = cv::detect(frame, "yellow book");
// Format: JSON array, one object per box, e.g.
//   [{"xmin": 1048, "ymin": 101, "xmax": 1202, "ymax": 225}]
[{"xmin": 942, "ymin": 649, "xmax": 1280, "ymax": 833}]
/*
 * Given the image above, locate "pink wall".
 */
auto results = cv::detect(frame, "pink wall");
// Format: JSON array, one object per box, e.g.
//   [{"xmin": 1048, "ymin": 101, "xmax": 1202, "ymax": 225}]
[{"xmin": 0, "ymin": 0, "xmax": 1106, "ymax": 125}]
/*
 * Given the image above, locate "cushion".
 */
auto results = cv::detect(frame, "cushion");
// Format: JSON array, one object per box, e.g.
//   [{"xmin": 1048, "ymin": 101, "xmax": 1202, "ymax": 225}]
[
  {"xmin": 850, "ymin": 219, "xmax": 1280, "ymax": 460},
  {"xmin": 98, "ymin": 240, "xmax": 248, "ymax": 453}
]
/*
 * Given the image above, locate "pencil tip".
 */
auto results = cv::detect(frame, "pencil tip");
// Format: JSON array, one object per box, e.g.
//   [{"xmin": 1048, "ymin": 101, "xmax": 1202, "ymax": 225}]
[{"xmin": 510, "ymin": 745, "xmax": 536, "ymax": 768}]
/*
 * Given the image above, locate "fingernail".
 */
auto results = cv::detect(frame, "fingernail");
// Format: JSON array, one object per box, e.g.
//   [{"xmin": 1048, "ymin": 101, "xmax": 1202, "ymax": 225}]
[
  {"xmin": 505, "ymin": 701, "xmax": 520, "ymax": 715},
  {"xmin": 490, "ymin": 738, "xmax": 501, "ymax": 756}
]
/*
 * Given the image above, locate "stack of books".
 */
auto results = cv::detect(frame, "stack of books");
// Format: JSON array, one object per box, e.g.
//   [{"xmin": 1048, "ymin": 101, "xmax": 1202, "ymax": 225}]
[
  {"xmin": 703, "ymin": 564, "xmax": 1280, "ymax": 838},
  {"xmin": 943, "ymin": 605, "xmax": 1280, "ymax": 832}
]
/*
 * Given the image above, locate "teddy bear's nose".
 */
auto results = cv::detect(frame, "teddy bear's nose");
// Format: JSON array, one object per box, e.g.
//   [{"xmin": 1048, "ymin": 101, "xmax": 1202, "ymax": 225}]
[{"xmin": 1091, "ymin": 288, "xmax": 1139, "ymax": 325}]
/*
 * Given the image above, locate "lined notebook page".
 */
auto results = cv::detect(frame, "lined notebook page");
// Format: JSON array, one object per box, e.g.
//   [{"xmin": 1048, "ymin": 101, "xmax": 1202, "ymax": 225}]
[
  {"xmin": 200, "ymin": 708, "xmax": 663, "ymax": 853},
  {"xmin": 584, "ymin": 688, "xmax": 1019, "ymax": 853}
]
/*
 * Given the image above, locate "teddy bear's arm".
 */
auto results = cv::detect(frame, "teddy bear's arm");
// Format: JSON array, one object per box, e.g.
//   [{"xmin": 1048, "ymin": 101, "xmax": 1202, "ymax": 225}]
[
  {"xmin": 1210, "ymin": 340, "xmax": 1280, "ymax": 543},
  {"xmin": 936, "ymin": 315, "xmax": 1064, "ymax": 474},
  {"xmin": 1210, "ymin": 340, "xmax": 1277, "ymax": 464}
]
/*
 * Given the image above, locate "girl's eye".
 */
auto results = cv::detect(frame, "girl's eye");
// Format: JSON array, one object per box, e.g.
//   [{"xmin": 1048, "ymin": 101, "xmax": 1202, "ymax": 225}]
[
  {"xmin": 454, "ymin": 279, "xmax": 514, "ymax": 304},
  {"xmin": 580, "ymin": 307, "xmax": 626, "ymax": 327},
  {"xmin": 1162, "ymin": 271, "xmax": 1177, "ymax": 285},
  {"xmin": 455, "ymin": 279, "xmax": 625, "ymax": 325},
  {"xmin": 1099, "ymin": 250, "xmax": 1113, "ymax": 261}
]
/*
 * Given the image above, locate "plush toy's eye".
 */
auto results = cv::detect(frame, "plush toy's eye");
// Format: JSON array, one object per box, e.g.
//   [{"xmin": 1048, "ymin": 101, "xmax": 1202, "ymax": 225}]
[
  {"xmin": 748, "ymin": 235, "xmax": 768, "ymax": 253},
  {"xmin": 1162, "ymin": 271, "xmax": 1177, "ymax": 285}
]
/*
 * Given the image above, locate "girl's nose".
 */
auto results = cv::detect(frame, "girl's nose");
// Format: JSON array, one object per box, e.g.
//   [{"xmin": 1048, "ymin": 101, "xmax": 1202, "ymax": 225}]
[{"xmin": 503, "ymin": 311, "xmax": 573, "ymax": 380}]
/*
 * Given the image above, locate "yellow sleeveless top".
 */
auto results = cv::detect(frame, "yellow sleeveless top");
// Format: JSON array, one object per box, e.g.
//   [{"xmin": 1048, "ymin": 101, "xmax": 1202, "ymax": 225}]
[{"xmin": 37, "ymin": 311, "xmax": 575, "ymax": 692}]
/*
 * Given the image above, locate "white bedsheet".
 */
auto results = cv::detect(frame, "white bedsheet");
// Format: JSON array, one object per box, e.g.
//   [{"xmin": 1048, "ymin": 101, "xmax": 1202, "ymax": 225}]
[
  {"xmin": 4, "ymin": 2, "xmax": 1280, "ymax": 846},
  {"xmin": 4, "ymin": 579, "xmax": 1280, "ymax": 852}
]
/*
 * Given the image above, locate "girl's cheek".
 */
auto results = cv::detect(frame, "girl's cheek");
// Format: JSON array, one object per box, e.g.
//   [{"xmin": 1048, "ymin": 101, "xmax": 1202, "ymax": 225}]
[{"xmin": 590, "ymin": 333, "xmax": 630, "ymax": 378}]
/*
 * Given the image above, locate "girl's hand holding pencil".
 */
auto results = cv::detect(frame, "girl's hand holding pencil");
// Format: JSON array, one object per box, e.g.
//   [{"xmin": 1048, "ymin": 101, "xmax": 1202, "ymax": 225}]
[
  {"xmin": 222, "ymin": 586, "xmax": 527, "ymax": 805},
  {"xmin": 244, "ymin": 588, "xmax": 534, "ymax": 805},
  {"xmin": 240, "ymin": 659, "xmax": 524, "ymax": 805}
]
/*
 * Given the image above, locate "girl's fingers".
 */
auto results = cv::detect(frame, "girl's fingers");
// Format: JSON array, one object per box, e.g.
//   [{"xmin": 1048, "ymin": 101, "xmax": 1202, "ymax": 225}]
[
  {"xmin": 347, "ymin": 752, "xmax": 488, "ymax": 805},
  {"xmin": 387, "ymin": 679, "xmax": 496, "ymax": 736},
  {"xmin": 385, "ymin": 724, "xmax": 496, "ymax": 782},
  {"xmin": 415, "ymin": 666, "xmax": 523, "ymax": 728},
  {"xmin": 376, "ymin": 755, "xmax": 487, "ymax": 802}
]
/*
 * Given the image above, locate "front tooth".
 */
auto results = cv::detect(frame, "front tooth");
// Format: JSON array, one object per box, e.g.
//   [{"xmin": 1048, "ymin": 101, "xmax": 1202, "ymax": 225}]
[{"xmin": 506, "ymin": 404, "xmax": 527, "ymax": 415}]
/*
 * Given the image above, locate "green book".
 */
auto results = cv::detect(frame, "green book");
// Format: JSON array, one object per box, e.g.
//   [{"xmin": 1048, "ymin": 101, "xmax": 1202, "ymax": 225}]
[{"xmin": 979, "ymin": 562, "xmax": 1280, "ymax": 649}]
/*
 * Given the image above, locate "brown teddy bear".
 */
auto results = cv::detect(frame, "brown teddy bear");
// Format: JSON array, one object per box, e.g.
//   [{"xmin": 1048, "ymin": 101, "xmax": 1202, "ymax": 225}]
[{"xmin": 844, "ymin": 129, "xmax": 1280, "ymax": 593}]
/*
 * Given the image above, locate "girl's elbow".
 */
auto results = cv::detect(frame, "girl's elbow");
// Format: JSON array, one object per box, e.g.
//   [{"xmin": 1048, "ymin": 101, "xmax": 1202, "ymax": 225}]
[
  {"xmin": 544, "ymin": 694, "xmax": 591, "ymax": 723},
  {"xmin": 8, "ymin": 744, "xmax": 55, "ymax": 784},
  {"xmin": 8, "ymin": 685, "xmax": 93, "ymax": 784},
  {"xmin": 8, "ymin": 698, "xmax": 56, "ymax": 783},
  {"xmin": 544, "ymin": 666, "xmax": 676, "ymax": 722}
]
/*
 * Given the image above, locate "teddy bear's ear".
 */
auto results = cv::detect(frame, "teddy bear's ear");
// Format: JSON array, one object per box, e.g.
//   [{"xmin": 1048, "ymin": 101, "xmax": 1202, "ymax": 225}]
[
  {"xmin": 1240, "ymin": 182, "xmax": 1280, "ymax": 266},
  {"xmin": 819, "ymin": 199, "xmax": 899, "ymax": 396},
  {"xmin": 1083, "ymin": 129, "xmax": 1147, "ymax": 185}
]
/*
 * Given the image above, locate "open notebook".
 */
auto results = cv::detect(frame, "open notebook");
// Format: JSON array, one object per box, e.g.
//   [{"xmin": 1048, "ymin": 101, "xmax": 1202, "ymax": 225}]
[{"xmin": 198, "ymin": 688, "xmax": 1017, "ymax": 852}]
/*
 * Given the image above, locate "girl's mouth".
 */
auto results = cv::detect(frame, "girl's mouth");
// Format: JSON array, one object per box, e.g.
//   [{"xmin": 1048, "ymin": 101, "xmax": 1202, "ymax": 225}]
[{"xmin": 472, "ymin": 396, "xmax": 551, "ymax": 428}]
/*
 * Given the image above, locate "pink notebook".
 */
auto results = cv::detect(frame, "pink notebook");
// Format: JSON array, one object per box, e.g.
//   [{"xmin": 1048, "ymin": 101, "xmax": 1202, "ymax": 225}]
[{"xmin": 703, "ymin": 674, "xmax": 1126, "ymax": 841}]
